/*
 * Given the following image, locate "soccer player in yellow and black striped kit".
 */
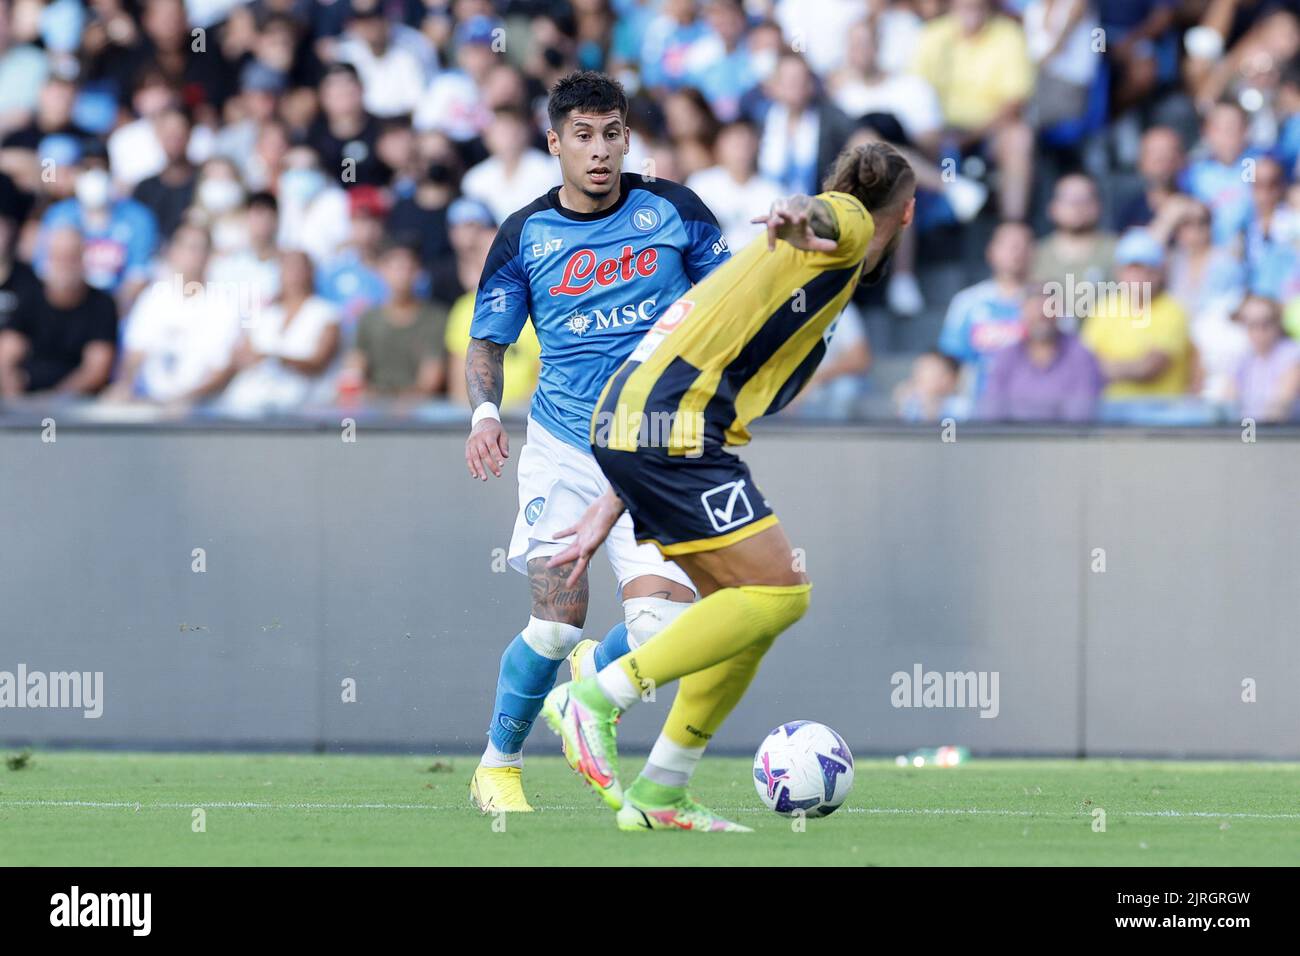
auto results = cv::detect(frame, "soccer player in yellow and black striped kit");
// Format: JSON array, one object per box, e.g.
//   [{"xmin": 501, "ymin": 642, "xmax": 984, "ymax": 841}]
[{"xmin": 541, "ymin": 143, "xmax": 917, "ymax": 831}]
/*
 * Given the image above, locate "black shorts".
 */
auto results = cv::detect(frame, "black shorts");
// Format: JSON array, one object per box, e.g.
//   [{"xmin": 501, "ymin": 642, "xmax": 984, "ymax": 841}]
[{"xmin": 592, "ymin": 441, "xmax": 778, "ymax": 557}]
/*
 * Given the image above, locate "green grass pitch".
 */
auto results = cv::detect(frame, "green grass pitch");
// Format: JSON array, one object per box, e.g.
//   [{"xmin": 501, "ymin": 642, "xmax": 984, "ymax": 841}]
[{"xmin": 1, "ymin": 751, "xmax": 1297, "ymax": 866}]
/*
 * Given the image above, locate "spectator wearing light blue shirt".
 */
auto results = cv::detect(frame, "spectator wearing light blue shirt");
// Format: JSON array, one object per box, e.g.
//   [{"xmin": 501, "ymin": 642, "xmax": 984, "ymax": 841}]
[{"xmin": 938, "ymin": 222, "xmax": 1034, "ymax": 400}]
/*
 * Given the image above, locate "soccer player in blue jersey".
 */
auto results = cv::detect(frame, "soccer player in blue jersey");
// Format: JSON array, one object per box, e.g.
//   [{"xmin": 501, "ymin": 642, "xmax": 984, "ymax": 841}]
[{"xmin": 463, "ymin": 72, "xmax": 731, "ymax": 812}]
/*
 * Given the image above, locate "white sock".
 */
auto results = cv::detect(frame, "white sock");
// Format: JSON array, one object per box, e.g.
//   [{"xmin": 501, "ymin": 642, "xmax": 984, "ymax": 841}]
[
  {"xmin": 641, "ymin": 735, "xmax": 705, "ymax": 789},
  {"xmin": 480, "ymin": 741, "xmax": 522, "ymax": 769},
  {"xmin": 595, "ymin": 663, "xmax": 642, "ymax": 710},
  {"xmin": 577, "ymin": 643, "xmax": 597, "ymax": 677}
]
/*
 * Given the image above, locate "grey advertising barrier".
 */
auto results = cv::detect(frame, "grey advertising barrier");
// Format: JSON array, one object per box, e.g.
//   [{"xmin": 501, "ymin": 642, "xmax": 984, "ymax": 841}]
[{"xmin": 1, "ymin": 422, "xmax": 1296, "ymax": 758}]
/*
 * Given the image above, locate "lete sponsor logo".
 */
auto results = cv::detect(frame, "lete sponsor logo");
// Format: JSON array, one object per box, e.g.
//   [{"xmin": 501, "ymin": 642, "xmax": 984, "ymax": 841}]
[{"xmin": 548, "ymin": 246, "xmax": 659, "ymax": 296}]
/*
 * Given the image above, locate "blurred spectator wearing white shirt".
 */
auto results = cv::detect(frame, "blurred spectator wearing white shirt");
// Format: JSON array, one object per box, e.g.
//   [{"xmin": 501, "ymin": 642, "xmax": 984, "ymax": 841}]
[
  {"xmin": 276, "ymin": 145, "xmax": 350, "ymax": 266},
  {"xmin": 829, "ymin": 18, "xmax": 944, "ymax": 155},
  {"xmin": 462, "ymin": 106, "xmax": 560, "ymax": 227},
  {"xmin": 413, "ymin": 16, "xmax": 498, "ymax": 142},
  {"xmin": 219, "ymin": 250, "xmax": 341, "ymax": 416},
  {"xmin": 685, "ymin": 120, "xmax": 781, "ymax": 254},
  {"xmin": 105, "ymin": 223, "xmax": 242, "ymax": 404},
  {"xmin": 335, "ymin": 0, "xmax": 433, "ymax": 119}
]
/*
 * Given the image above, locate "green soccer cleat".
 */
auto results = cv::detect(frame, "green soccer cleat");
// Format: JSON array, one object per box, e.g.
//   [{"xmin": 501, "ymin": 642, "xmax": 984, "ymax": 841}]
[
  {"xmin": 540, "ymin": 679, "xmax": 624, "ymax": 810},
  {"xmin": 616, "ymin": 779, "xmax": 753, "ymax": 833}
]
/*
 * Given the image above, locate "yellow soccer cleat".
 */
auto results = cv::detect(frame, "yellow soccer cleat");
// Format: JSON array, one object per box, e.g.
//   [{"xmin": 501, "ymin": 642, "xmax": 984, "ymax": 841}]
[
  {"xmin": 567, "ymin": 638, "xmax": 599, "ymax": 681},
  {"xmin": 469, "ymin": 765, "xmax": 534, "ymax": 813}
]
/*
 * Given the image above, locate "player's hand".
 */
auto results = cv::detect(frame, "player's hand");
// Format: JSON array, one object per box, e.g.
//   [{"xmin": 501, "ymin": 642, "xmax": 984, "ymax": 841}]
[
  {"xmin": 751, "ymin": 198, "xmax": 838, "ymax": 253},
  {"xmin": 466, "ymin": 419, "xmax": 509, "ymax": 480},
  {"xmin": 547, "ymin": 494, "xmax": 624, "ymax": 589}
]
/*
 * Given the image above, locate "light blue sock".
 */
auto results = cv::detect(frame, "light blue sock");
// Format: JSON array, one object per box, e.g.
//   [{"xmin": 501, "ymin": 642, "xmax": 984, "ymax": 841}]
[
  {"xmin": 593, "ymin": 622, "xmax": 631, "ymax": 671},
  {"xmin": 488, "ymin": 634, "xmax": 563, "ymax": 755}
]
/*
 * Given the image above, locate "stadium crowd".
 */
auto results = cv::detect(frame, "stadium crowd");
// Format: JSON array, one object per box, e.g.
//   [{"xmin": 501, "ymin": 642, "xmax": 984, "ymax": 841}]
[{"xmin": 0, "ymin": 0, "xmax": 1299, "ymax": 424}]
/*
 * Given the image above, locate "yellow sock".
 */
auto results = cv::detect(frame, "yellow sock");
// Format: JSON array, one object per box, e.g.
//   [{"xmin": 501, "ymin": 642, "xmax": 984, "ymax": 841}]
[
  {"xmin": 617, "ymin": 583, "xmax": 811, "ymax": 693},
  {"xmin": 661, "ymin": 634, "xmax": 777, "ymax": 749}
]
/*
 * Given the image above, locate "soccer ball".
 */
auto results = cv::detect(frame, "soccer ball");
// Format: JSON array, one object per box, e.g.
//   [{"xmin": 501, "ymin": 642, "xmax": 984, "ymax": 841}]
[{"xmin": 752, "ymin": 720, "xmax": 854, "ymax": 818}]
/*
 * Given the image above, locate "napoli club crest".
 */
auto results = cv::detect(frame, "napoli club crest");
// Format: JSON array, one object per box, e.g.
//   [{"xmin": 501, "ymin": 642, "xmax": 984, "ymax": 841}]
[
  {"xmin": 524, "ymin": 497, "xmax": 545, "ymax": 525},
  {"xmin": 632, "ymin": 206, "xmax": 659, "ymax": 231}
]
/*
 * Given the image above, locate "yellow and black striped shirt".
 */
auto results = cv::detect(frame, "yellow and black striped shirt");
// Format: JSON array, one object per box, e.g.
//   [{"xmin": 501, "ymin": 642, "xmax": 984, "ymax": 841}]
[{"xmin": 593, "ymin": 191, "xmax": 875, "ymax": 455}]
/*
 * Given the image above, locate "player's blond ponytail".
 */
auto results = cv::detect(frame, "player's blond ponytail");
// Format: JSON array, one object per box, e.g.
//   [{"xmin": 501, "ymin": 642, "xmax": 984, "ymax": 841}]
[{"xmin": 822, "ymin": 142, "xmax": 915, "ymax": 213}]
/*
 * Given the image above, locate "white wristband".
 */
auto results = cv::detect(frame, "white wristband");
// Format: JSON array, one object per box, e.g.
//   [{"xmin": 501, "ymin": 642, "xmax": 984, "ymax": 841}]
[{"xmin": 471, "ymin": 402, "xmax": 501, "ymax": 428}]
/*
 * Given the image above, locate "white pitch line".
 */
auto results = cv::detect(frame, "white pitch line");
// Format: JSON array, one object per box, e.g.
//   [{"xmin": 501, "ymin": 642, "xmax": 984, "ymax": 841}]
[{"xmin": 1, "ymin": 800, "xmax": 1297, "ymax": 820}]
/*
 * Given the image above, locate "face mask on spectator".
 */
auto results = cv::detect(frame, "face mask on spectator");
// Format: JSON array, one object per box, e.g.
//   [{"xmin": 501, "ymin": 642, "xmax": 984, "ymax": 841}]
[
  {"xmin": 199, "ymin": 178, "xmax": 246, "ymax": 215},
  {"xmin": 280, "ymin": 168, "xmax": 326, "ymax": 205},
  {"xmin": 75, "ymin": 169, "xmax": 111, "ymax": 209}
]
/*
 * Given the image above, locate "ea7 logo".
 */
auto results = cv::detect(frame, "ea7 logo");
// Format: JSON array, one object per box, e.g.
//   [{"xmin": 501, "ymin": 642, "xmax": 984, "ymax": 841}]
[
  {"xmin": 50, "ymin": 886, "xmax": 151, "ymax": 936},
  {"xmin": 700, "ymin": 480, "xmax": 754, "ymax": 533}
]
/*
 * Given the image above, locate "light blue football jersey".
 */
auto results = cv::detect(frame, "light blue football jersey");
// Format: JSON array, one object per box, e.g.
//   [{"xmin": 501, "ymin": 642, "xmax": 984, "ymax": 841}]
[{"xmin": 470, "ymin": 173, "xmax": 730, "ymax": 451}]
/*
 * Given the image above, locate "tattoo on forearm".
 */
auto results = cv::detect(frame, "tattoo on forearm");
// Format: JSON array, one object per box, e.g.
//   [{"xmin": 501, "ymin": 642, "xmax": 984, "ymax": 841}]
[
  {"xmin": 808, "ymin": 198, "xmax": 840, "ymax": 241},
  {"xmin": 781, "ymin": 194, "xmax": 840, "ymax": 241},
  {"xmin": 466, "ymin": 338, "xmax": 506, "ymax": 408}
]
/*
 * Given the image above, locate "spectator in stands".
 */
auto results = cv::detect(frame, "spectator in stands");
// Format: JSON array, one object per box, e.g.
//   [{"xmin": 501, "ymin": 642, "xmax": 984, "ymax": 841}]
[
  {"xmin": 344, "ymin": 240, "xmax": 448, "ymax": 400},
  {"xmin": 387, "ymin": 157, "xmax": 458, "ymax": 278},
  {"xmin": 0, "ymin": 226, "xmax": 117, "ymax": 396},
  {"xmin": 1098, "ymin": 0, "xmax": 1178, "ymax": 114},
  {"xmin": 0, "ymin": 75, "xmax": 91, "ymax": 194},
  {"xmin": 276, "ymin": 144, "xmax": 350, "ymax": 265},
  {"xmin": 829, "ymin": 17, "xmax": 944, "ymax": 156},
  {"xmin": 1082, "ymin": 229, "xmax": 1192, "ymax": 403},
  {"xmin": 1242, "ymin": 155, "xmax": 1300, "ymax": 299},
  {"xmin": 207, "ymin": 191, "xmax": 281, "ymax": 330},
  {"xmin": 1115, "ymin": 125, "xmax": 1187, "ymax": 233},
  {"xmin": 413, "ymin": 15, "xmax": 497, "ymax": 145},
  {"xmin": 37, "ymin": 147, "xmax": 158, "ymax": 311},
  {"xmin": 939, "ymin": 221, "xmax": 1034, "ymax": 400},
  {"xmin": 316, "ymin": 185, "xmax": 390, "ymax": 333},
  {"xmin": 1231, "ymin": 295, "xmax": 1300, "ymax": 422},
  {"xmin": 211, "ymin": 63, "xmax": 287, "ymax": 172},
  {"xmin": 131, "ymin": 104, "xmax": 196, "ymax": 241},
  {"xmin": 431, "ymin": 197, "xmax": 496, "ymax": 308},
  {"xmin": 640, "ymin": 0, "xmax": 708, "ymax": 92},
  {"xmin": 1184, "ymin": 101, "xmax": 1258, "ymax": 249},
  {"xmin": 979, "ymin": 289, "xmax": 1103, "ymax": 422},
  {"xmin": 685, "ymin": 0, "xmax": 762, "ymax": 123},
  {"xmin": 1166, "ymin": 199, "xmax": 1247, "ymax": 317},
  {"xmin": 894, "ymin": 350, "xmax": 965, "ymax": 422},
  {"xmin": 0, "ymin": 202, "xmax": 40, "ymax": 334},
  {"xmin": 105, "ymin": 223, "xmax": 241, "ymax": 404},
  {"xmin": 685, "ymin": 119, "xmax": 781, "ymax": 254},
  {"xmin": 756, "ymin": 51, "xmax": 855, "ymax": 196},
  {"xmin": 1032, "ymin": 173, "xmax": 1117, "ymax": 289},
  {"xmin": 1022, "ymin": 0, "xmax": 1100, "ymax": 132},
  {"xmin": 189, "ymin": 158, "xmax": 252, "ymax": 263},
  {"xmin": 911, "ymin": 0, "xmax": 1035, "ymax": 222},
  {"xmin": 308, "ymin": 63, "xmax": 390, "ymax": 188},
  {"xmin": 334, "ymin": 0, "xmax": 432, "ymax": 119},
  {"xmin": 462, "ymin": 106, "xmax": 560, "ymax": 227},
  {"xmin": 219, "ymin": 250, "xmax": 341, "ymax": 416}
]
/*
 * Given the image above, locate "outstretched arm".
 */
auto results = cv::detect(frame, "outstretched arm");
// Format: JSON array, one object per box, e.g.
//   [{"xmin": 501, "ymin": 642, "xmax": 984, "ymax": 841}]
[
  {"xmin": 750, "ymin": 195, "xmax": 840, "ymax": 252},
  {"xmin": 464, "ymin": 337, "xmax": 510, "ymax": 481}
]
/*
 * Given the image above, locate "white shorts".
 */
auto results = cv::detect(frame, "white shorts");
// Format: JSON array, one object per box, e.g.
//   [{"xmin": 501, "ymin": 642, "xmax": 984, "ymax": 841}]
[{"xmin": 507, "ymin": 418, "xmax": 696, "ymax": 597}]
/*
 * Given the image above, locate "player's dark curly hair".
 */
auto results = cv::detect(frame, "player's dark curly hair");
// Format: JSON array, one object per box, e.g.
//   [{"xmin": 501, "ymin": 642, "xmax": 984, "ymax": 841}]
[
  {"xmin": 823, "ymin": 142, "xmax": 915, "ymax": 213},
  {"xmin": 547, "ymin": 71, "xmax": 628, "ymax": 131}
]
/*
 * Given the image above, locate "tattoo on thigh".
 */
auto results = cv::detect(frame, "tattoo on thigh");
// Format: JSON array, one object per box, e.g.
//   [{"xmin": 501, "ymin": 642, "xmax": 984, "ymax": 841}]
[{"xmin": 528, "ymin": 558, "xmax": 589, "ymax": 625}]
